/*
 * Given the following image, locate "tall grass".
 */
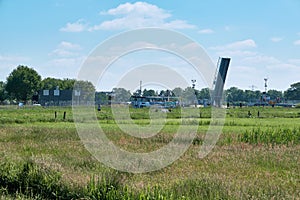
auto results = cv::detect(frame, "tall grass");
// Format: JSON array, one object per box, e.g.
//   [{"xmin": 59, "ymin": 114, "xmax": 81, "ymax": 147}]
[
  {"xmin": 239, "ymin": 127, "xmax": 300, "ymax": 145},
  {"xmin": 0, "ymin": 159, "xmax": 233, "ymax": 200},
  {"xmin": 0, "ymin": 106, "xmax": 300, "ymax": 199}
]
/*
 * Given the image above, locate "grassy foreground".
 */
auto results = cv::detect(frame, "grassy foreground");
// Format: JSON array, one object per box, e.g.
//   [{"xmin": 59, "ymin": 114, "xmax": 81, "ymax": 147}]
[{"xmin": 0, "ymin": 105, "xmax": 299, "ymax": 199}]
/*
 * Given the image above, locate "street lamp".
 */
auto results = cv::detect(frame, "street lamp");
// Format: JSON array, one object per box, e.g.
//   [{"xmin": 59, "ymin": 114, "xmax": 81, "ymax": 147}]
[
  {"xmin": 191, "ymin": 79, "xmax": 197, "ymax": 107},
  {"xmin": 191, "ymin": 79, "xmax": 196, "ymax": 89}
]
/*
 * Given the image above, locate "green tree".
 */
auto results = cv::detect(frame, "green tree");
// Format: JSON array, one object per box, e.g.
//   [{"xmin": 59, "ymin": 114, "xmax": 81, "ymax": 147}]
[
  {"xmin": 182, "ymin": 87, "xmax": 197, "ymax": 105},
  {"xmin": 42, "ymin": 78, "xmax": 75, "ymax": 90},
  {"xmin": 225, "ymin": 87, "xmax": 244, "ymax": 102},
  {"xmin": 74, "ymin": 80, "xmax": 96, "ymax": 102},
  {"xmin": 112, "ymin": 88, "xmax": 131, "ymax": 103},
  {"xmin": 159, "ymin": 90, "xmax": 166, "ymax": 97},
  {"xmin": 197, "ymin": 88, "xmax": 210, "ymax": 99},
  {"xmin": 0, "ymin": 81, "xmax": 7, "ymax": 103},
  {"xmin": 243, "ymin": 90, "xmax": 261, "ymax": 103},
  {"xmin": 284, "ymin": 82, "xmax": 300, "ymax": 100},
  {"xmin": 5, "ymin": 65, "xmax": 41, "ymax": 102},
  {"xmin": 95, "ymin": 92, "xmax": 109, "ymax": 105},
  {"xmin": 61, "ymin": 79, "xmax": 76, "ymax": 90},
  {"xmin": 133, "ymin": 89, "xmax": 142, "ymax": 96},
  {"xmin": 142, "ymin": 89, "xmax": 156, "ymax": 97},
  {"xmin": 267, "ymin": 89, "xmax": 283, "ymax": 100},
  {"xmin": 172, "ymin": 87, "xmax": 183, "ymax": 97},
  {"xmin": 41, "ymin": 77, "xmax": 62, "ymax": 90}
]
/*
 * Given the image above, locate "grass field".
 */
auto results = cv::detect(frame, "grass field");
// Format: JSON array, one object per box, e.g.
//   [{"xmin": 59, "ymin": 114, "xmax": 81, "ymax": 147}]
[{"xmin": 0, "ymin": 105, "xmax": 299, "ymax": 199}]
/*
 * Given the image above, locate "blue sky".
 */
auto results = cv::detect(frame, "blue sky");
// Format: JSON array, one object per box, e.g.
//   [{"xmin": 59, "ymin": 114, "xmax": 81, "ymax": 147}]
[{"xmin": 1, "ymin": 0, "xmax": 300, "ymax": 91}]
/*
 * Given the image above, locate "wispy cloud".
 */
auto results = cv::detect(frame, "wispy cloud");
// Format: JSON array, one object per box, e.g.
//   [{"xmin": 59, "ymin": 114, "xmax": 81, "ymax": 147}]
[
  {"xmin": 214, "ymin": 50, "xmax": 257, "ymax": 58},
  {"xmin": 50, "ymin": 41, "xmax": 82, "ymax": 57},
  {"xmin": 288, "ymin": 59, "xmax": 300, "ymax": 65},
  {"xmin": 0, "ymin": 54, "xmax": 30, "ymax": 62},
  {"xmin": 210, "ymin": 39, "xmax": 257, "ymax": 51},
  {"xmin": 242, "ymin": 55, "xmax": 280, "ymax": 65},
  {"xmin": 58, "ymin": 41, "xmax": 81, "ymax": 50},
  {"xmin": 293, "ymin": 40, "xmax": 300, "ymax": 46},
  {"xmin": 0, "ymin": 55, "xmax": 31, "ymax": 80},
  {"xmin": 60, "ymin": 19, "xmax": 88, "ymax": 32},
  {"xmin": 270, "ymin": 37, "xmax": 283, "ymax": 42},
  {"xmin": 61, "ymin": 2, "xmax": 196, "ymax": 32},
  {"xmin": 46, "ymin": 42, "xmax": 85, "ymax": 78},
  {"xmin": 198, "ymin": 29, "xmax": 214, "ymax": 34}
]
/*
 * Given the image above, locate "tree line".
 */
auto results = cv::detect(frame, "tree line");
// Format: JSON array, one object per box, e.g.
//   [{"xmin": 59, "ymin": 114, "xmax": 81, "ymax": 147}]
[
  {"xmin": 0, "ymin": 65, "xmax": 299, "ymax": 104},
  {"xmin": 105, "ymin": 85, "xmax": 299, "ymax": 105},
  {"xmin": 0, "ymin": 65, "xmax": 95, "ymax": 103}
]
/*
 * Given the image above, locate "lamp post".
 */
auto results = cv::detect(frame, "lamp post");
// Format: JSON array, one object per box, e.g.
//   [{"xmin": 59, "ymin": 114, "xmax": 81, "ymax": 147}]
[
  {"xmin": 191, "ymin": 79, "xmax": 197, "ymax": 107},
  {"xmin": 264, "ymin": 78, "xmax": 268, "ymax": 93}
]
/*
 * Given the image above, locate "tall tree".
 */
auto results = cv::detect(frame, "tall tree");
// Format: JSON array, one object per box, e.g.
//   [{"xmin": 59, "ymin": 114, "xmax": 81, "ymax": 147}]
[
  {"xmin": 5, "ymin": 65, "xmax": 41, "ymax": 102},
  {"xmin": 225, "ymin": 87, "xmax": 244, "ymax": 102},
  {"xmin": 74, "ymin": 80, "xmax": 96, "ymax": 102},
  {"xmin": 41, "ymin": 77, "xmax": 62, "ymax": 90},
  {"xmin": 95, "ymin": 92, "xmax": 109, "ymax": 105},
  {"xmin": 133, "ymin": 89, "xmax": 142, "ymax": 96},
  {"xmin": 0, "ymin": 81, "xmax": 7, "ymax": 103},
  {"xmin": 284, "ymin": 82, "xmax": 300, "ymax": 100},
  {"xmin": 61, "ymin": 78, "xmax": 76, "ymax": 90},
  {"xmin": 142, "ymin": 89, "xmax": 156, "ymax": 97},
  {"xmin": 182, "ymin": 87, "xmax": 197, "ymax": 104},
  {"xmin": 243, "ymin": 90, "xmax": 261, "ymax": 103},
  {"xmin": 172, "ymin": 87, "xmax": 183, "ymax": 97},
  {"xmin": 197, "ymin": 88, "xmax": 210, "ymax": 99},
  {"xmin": 267, "ymin": 89, "xmax": 283, "ymax": 100},
  {"xmin": 42, "ymin": 78, "xmax": 75, "ymax": 90},
  {"xmin": 112, "ymin": 88, "xmax": 131, "ymax": 103}
]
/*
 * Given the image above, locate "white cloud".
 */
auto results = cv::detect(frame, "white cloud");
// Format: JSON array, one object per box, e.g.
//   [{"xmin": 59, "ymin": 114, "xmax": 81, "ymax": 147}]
[
  {"xmin": 198, "ymin": 29, "xmax": 214, "ymax": 34},
  {"xmin": 234, "ymin": 66, "xmax": 259, "ymax": 73},
  {"xmin": 210, "ymin": 39, "xmax": 257, "ymax": 51},
  {"xmin": 288, "ymin": 59, "xmax": 300, "ymax": 65},
  {"xmin": 208, "ymin": 38, "xmax": 300, "ymax": 90},
  {"xmin": 88, "ymin": 2, "xmax": 195, "ymax": 31},
  {"xmin": 0, "ymin": 55, "xmax": 31, "ymax": 81},
  {"xmin": 266, "ymin": 63, "xmax": 298, "ymax": 70},
  {"xmin": 51, "ymin": 49, "xmax": 77, "ymax": 57},
  {"xmin": 60, "ymin": 19, "xmax": 88, "ymax": 32},
  {"xmin": 242, "ymin": 55, "xmax": 280, "ymax": 64},
  {"xmin": 215, "ymin": 50, "xmax": 257, "ymax": 58},
  {"xmin": 41, "ymin": 56, "xmax": 86, "ymax": 80},
  {"xmin": 50, "ymin": 41, "xmax": 82, "ymax": 57},
  {"xmin": 58, "ymin": 41, "xmax": 81, "ymax": 50},
  {"xmin": 163, "ymin": 20, "xmax": 196, "ymax": 29},
  {"xmin": 61, "ymin": 2, "xmax": 195, "ymax": 31},
  {"xmin": 294, "ymin": 40, "xmax": 300, "ymax": 45},
  {"xmin": 50, "ymin": 57, "xmax": 84, "ymax": 67},
  {"xmin": 101, "ymin": 2, "xmax": 170, "ymax": 18},
  {"xmin": 270, "ymin": 37, "xmax": 283, "ymax": 42},
  {"xmin": 0, "ymin": 54, "xmax": 30, "ymax": 62}
]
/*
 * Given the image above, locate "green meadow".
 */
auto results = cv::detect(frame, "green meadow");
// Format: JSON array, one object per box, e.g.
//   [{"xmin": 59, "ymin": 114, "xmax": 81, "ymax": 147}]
[{"xmin": 0, "ymin": 106, "xmax": 299, "ymax": 199}]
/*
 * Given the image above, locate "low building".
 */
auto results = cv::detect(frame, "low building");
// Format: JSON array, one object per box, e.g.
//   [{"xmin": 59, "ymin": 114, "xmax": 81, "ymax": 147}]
[{"xmin": 38, "ymin": 89, "xmax": 73, "ymax": 106}]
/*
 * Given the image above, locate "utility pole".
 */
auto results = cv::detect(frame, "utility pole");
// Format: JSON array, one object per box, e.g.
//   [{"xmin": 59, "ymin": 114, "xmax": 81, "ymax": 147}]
[
  {"xmin": 191, "ymin": 79, "xmax": 197, "ymax": 107},
  {"xmin": 191, "ymin": 79, "xmax": 196, "ymax": 89},
  {"xmin": 264, "ymin": 78, "xmax": 268, "ymax": 93},
  {"xmin": 139, "ymin": 80, "xmax": 142, "ymax": 96}
]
